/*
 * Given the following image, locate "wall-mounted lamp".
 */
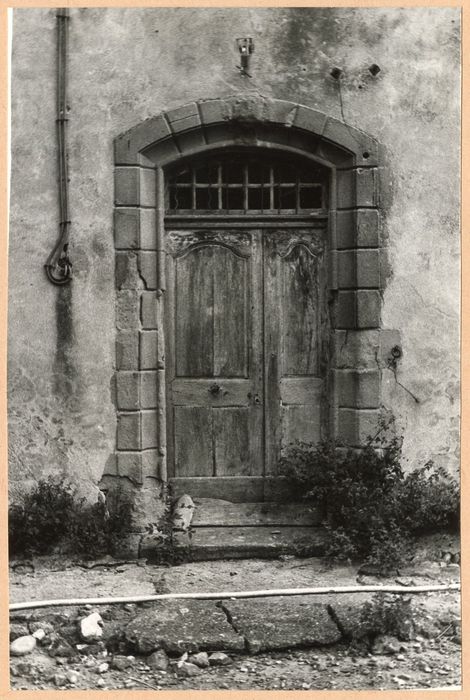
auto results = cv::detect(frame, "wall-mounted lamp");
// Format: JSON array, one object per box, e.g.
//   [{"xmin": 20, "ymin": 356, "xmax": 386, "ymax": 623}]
[{"xmin": 236, "ymin": 38, "xmax": 254, "ymax": 77}]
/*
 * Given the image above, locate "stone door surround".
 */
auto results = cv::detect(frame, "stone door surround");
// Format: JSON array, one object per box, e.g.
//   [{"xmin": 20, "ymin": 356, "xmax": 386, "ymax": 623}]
[{"xmin": 110, "ymin": 95, "xmax": 384, "ymax": 487}]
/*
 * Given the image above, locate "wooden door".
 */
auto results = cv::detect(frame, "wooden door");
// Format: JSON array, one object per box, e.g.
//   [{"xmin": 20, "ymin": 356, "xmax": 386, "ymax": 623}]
[
  {"xmin": 264, "ymin": 229, "xmax": 328, "ymax": 475},
  {"xmin": 166, "ymin": 226, "xmax": 328, "ymax": 501},
  {"xmin": 166, "ymin": 228, "xmax": 264, "ymax": 501}
]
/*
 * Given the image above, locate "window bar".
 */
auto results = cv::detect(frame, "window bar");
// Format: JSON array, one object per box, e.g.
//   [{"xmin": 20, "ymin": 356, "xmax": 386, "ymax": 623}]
[
  {"xmin": 269, "ymin": 166, "xmax": 274, "ymax": 211},
  {"xmin": 295, "ymin": 173, "xmax": 300, "ymax": 214},
  {"xmin": 191, "ymin": 167, "xmax": 196, "ymax": 210},
  {"xmin": 217, "ymin": 164, "xmax": 222, "ymax": 210},
  {"xmin": 243, "ymin": 164, "xmax": 248, "ymax": 212}
]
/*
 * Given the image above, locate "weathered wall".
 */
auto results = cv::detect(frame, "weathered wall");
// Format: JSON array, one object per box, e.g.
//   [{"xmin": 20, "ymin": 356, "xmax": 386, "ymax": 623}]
[{"xmin": 8, "ymin": 7, "xmax": 460, "ymax": 504}]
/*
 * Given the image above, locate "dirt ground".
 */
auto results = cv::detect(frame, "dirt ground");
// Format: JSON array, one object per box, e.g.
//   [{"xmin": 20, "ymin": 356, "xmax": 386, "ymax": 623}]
[{"xmin": 9, "ymin": 532, "xmax": 461, "ymax": 691}]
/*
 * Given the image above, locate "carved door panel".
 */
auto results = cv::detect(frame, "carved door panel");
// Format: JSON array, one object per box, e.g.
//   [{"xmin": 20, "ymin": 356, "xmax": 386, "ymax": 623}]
[
  {"xmin": 264, "ymin": 229, "xmax": 328, "ymax": 474},
  {"xmin": 165, "ymin": 229, "xmax": 264, "ymax": 500}
]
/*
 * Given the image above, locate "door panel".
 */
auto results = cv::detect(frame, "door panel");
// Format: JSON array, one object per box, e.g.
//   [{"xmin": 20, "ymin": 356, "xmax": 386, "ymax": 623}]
[
  {"xmin": 175, "ymin": 250, "xmax": 213, "ymax": 377},
  {"xmin": 174, "ymin": 406, "xmax": 213, "ymax": 477},
  {"xmin": 166, "ymin": 229, "xmax": 263, "ymax": 489},
  {"xmin": 264, "ymin": 230, "xmax": 327, "ymax": 473}
]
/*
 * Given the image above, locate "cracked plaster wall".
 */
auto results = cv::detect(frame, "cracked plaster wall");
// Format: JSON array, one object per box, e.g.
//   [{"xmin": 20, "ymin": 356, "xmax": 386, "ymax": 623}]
[{"xmin": 8, "ymin": 7, "xmax": 460, "ymax": 502}]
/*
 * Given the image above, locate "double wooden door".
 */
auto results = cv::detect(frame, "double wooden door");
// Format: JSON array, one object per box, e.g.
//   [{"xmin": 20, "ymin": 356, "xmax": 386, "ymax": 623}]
[{"xmin": 165, "ymin": 225, "xmax": 328, "ymax": 502}]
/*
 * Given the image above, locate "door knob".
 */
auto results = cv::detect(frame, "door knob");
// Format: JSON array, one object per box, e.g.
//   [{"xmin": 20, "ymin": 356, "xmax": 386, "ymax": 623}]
[{"xmin": 209, "ymin": 383, "xmax": 221, "ymax": 395}]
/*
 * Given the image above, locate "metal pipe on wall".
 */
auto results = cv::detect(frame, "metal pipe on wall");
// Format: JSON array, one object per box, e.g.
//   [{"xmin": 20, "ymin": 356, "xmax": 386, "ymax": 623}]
[{"xmin": 45, "ymin": 7, "xmax": 72, "ymax": 285}]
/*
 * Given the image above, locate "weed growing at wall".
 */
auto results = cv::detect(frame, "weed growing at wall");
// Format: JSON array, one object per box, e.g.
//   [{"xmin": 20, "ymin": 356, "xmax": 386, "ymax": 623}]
[
  {"xmin": 8, "ymin": 477, "xmax": 132, "ymax": 559},
  {"xmin": 144, "ymin": 487, "xmax": 193, "ymax": 566},
  {"xmin": 279, "ymin": 421, "xmax": 459, "ymax": 571}
]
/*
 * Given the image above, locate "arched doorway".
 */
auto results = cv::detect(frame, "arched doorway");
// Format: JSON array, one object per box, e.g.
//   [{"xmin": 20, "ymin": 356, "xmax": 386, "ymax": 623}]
[
  {"xmin": 164, "ymin": 150, "xmax": 330, "ymax": 500},
  {"xmin": 112, "ymin": 96, "xmax": 383, "ymax": 524}
]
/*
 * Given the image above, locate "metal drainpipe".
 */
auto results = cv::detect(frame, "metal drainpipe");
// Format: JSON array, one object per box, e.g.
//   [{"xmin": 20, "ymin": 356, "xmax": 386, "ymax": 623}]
[{"xmin": 45, "ymin": 7, "xmax": 72, "ymax": 285}]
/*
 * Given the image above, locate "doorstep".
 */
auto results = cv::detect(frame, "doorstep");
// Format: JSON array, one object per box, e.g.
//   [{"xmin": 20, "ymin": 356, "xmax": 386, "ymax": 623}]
[{"xmin": 140, "ymin": 526, "xmax": 327, "ymax": 562}]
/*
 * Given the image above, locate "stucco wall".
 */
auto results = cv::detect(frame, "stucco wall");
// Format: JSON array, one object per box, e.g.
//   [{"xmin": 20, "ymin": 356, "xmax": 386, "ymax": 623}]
[{"xmin": 8, "ymin": 7, "xmax": 460, "ymax": 502}]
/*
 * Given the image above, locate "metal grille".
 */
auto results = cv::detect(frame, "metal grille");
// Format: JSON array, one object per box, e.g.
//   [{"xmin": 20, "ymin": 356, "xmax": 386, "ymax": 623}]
[{"xmin": 166, "ymin": 155, "xmax": 328, "ymax": 214}]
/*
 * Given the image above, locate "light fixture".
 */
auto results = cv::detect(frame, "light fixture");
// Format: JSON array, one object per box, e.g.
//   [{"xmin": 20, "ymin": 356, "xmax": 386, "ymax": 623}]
[{"xmin": 236, "ymin": 38, "xmax": 254, "ymax": 77}]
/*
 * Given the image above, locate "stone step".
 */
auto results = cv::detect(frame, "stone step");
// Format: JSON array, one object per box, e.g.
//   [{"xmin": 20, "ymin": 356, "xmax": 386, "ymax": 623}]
[
  {"xmin": 142, "ymin": 526, "xmax": 326, "ymax": 562},
  {"xmin": 191, "ymin": 499, "xmax": 322, "ymax": 527}
]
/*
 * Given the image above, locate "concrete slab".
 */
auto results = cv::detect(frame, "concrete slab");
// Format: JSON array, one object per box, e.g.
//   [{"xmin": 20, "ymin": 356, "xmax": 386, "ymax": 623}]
[
  {"xmin": 124, "ymin": 600, "xmax": 245, "ymax": 655},
  {"xmin": 221, "ymin": 596, "xmax": 342, "ymax": 653}
]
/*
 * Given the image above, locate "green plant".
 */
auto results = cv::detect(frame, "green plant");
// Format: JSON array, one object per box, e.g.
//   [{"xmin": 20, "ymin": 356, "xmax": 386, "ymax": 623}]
[
  {"xmin": 279, "ymin": 419, "xmax": 459, "ymax": 570},
  {"xmin": 8, "ymin": 477, "xmax": 133, "ymax": 560}
]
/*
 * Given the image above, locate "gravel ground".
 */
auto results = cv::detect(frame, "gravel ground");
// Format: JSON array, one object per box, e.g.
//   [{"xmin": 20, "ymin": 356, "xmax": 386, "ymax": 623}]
[{"xmin": 9, "ymin": 532, "xmax": 461, "ymax": 691}]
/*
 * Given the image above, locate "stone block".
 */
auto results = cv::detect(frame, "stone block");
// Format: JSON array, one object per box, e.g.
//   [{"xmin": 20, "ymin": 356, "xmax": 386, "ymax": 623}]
[
  {"xmin": 117, "ymin": 452, "xmax": 143, "ymax": 484},
  {"xmin": 337, "ymin": 408, "xmax": 381, "ymax": 446},
  {"xmin": 337, "ymin": 251, "xmax": 355, "ymax": 287},
  {"xmin": 220, "ymin": 598, "xmax": 341, "ymax": 653},
  {"xmin": 124, "ymin": 601, "xmax": 245, "ymax": 655},
  {"xmin": 336, "ymin": 169, "xmax": 356, "ymax": 209},
  {"xmin": 140, "ymin": 168, "xmax": 156, "ymax": 207},
  {"xmin": 316, "ymin": 138, "xmax": 354, "ymax": 167},
  {"xmin": 146, "ymin": 138, "xmax": 181, "ymax": 165},
  {"xmin": 115, "ymin": 167, "xmax": 140, "ymax": 206},
  {"xmin": 335, "ymin": 210, "xmax": 355, "ymax": 249},
  {"xmin": 336, "ymin": 291, "xmax": 356, "ymax": 329},
  {"xmin": 140, "ymin": 371, "xmax": 158, "ymax": 408},
  {"xmin": 333, "ymin": 330, "xmax": 380, "ymax": 370},
  {"xmin": 142, "ymin": 411, "xmax": 158, "ymax": 450},
  {"xmin": 114, "ymin": 208, "xmax": 140, "ymax": 249},
  {"xmin": 227, "ymin": 95, "xmax": 266, "ymax": 122},
  {"xmin": 357, "ymin": 250, "xmax": 380, "ymax": 287},
  {"xmin": 337, "ymin": 251, "xmax": 380, "ymax": 288},
  {"xmin": 166, "ymin": 103, "xmax": 200, "ymax": 133},
  {"xmin": 336, "ymin": 369, "xmax": 381, "ymax": 408},
  {"xmin": 115, "ymin": 115, "xmax": 171, "ymax": 165},
  {"xmin": 198, "ymin": 98, "xmax": 231, "ymax": 125},
  {"xmin": 337, "ymin": 168, "xmax": 379, "ymax": 209},
  {"xmin": 141, "ymin": 291, "xmax": 158, "ymax": 329},
  {"xmin": 138, "ymin": 252, "xmax": 157, "ymax": 290},
  {"xmin": 102, "ymin": 453, "xmax": 118, "ymax": 477},
  {"xmin": 322, "ymin": 117, "xmax": 379, "ymax": 166},
  {"xmin": 357, "ymin": 290, "xmax": 381, "ymax": 328},
  {"xmin": 265, "ymin": 99, "xmax": 298, "ymax": 125},
  {"xmin": 356, "ymin": 209, "xmax": 380, "ymax": 247},
  {"xmin": 140, "ymin": 208, "xmax": 157, "ymax": 250},
  {"xmin": 357, "ymin": 168, "xmax": 379, "ymax": 208},
  {"xmin": 115, "ymin": 251, "xmax": 144, "ymax": 290},
  {"xmin": 116, "ymin": 372, "xmax": 140, "ymax": 410},
  {"xmin": 140, "ymin": 331, "xmax": 158, "ymax": 370},
  {"xmin": 117, "ymin": 413, "xmax": 141, "ymax": 451},
  {"xmin": 116, "ymin": 290, "xmax": 140, "ymax": 330},
  {"xmin": 294, "ymin": 105, "xmax": 327, "ymax": 136},
  {"xmin": 328, "ymin": 250, "xmax": 338, "ymax": 290},
  {"xmin": 141, "ymin": 449, "xmax": 160, "ymax": 479},
  {"xmin": 116, "ymin": 331, "xmax": 139, "ymax": 370},
  {"xmin": 176, "ymin": 128, "xmax": 207, "ymax": 155},
  {"xmin": 336, "ymin": 208, "xmax": 380, "ymax": 250}
]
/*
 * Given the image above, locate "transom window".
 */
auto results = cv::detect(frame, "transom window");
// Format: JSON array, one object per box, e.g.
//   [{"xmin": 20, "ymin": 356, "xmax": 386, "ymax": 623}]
[{"xmin": 166, "ymin": 153, "xmax": 329, "ymax": 214}]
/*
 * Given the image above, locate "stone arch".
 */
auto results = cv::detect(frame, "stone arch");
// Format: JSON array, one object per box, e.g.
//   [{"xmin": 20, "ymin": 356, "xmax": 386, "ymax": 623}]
[{"xmin": 111, "ymin": 96, "xmax": 384, "ymax": 495}]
